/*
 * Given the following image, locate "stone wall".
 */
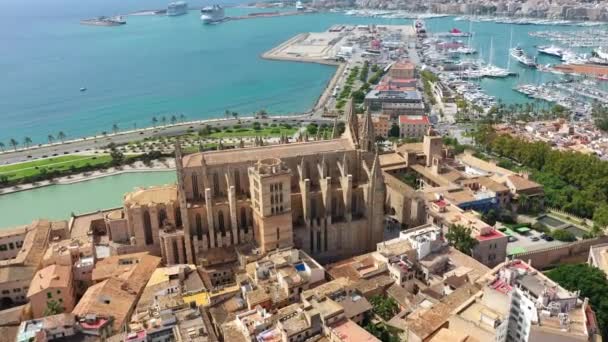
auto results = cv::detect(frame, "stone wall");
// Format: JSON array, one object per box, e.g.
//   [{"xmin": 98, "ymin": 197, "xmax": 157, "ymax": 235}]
[{"xmin": 512, "ymin": 236, "xmax": 608, "ymax": 270}]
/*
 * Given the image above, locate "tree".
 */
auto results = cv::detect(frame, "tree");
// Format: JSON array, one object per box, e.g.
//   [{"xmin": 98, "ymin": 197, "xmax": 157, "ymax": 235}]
[
  {"xmin": 446, "ymin": 224, "xmax": 478, "ymax": 256},
  {"xmin": 364, "ymin": 321, "xmax": 400, "ymax": 342},
  {"xmin": 110, "ymin": 148, "xmax": 124, "ymax": 166},
  {"xmin": 57, "ymin": 131, "xmax": 66, "ymax": 143},
  {"xmin": 232, "ymin": 111, "xmax": 239, "ymax": 120},
  {"xmin": 252, "ymin": 122, "xmax": 261, "ymax": 131},
  {"xmin": 547, "ymin": 264, "xmax": 608, "ymax": 338},
  {"xmin": 47, "ymin": 134, "xmax": 54, "ymax": 145},
  {"xmin": 550, "ymin": 229, "xmax": 576, "ymax": 242},
  {"xmin": 594, "ymin": 204, "xmax": 608, "ymax": 229},
  {"xmin": 170, "ymin": 115, "xmax": 177, "ymax": 125},
  {"xmin": 198, "ymin": 125, "xmax": 212, "ymax": 137},
  {"xmin": 369, "ymin": 295, "xmax": 399, "ymax": 321},
  {"xmin": 256, "ymin": 109, "xmax": 268, "ymax": 119},
  {"xmin": 389, "ymin": 124, "xmax": 400, "ymax": 138},
  {"xmin": 482, "ymin": 208, "xmax": 498, "ymax": 226},
  {"xmin": 0, "ymin": 142, "xmax": 4, "ymax": 152},
  {"xmin": 161, "ymin": 116, "xmax": 167, "ymax": 126},
  {"xmin": 179, "ymin": 114, "xmax": 186, "ymax": 122},
  {"xmin": 152, "ymin": 116, "xmax": 158, "ymax": 127},
  {"xmin": 224, "ymin": 110, "xmax": 231, "ymax": 118},
  {"xmin": 112, "ymin": 123, "xmax": 119, "ymax": 134},
  {"xmin": 23, "ymin": 137, "xmax": 32, "ymax": 148},
  {"xmin": 9, "ymin": 138, "xmax": 18, "ymax": 151},
  {"xmin": 43, "ymin": 300, "xmax": 64, "ymax": 316}
]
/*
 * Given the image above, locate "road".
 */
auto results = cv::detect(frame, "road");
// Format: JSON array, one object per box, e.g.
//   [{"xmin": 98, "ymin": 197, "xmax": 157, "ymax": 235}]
[{"xmin": 0, "ymin": 115, "xmax": 335, "ymax": 165}]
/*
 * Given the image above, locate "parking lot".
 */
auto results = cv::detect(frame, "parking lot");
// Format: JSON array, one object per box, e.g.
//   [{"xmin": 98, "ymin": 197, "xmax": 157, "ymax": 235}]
[{"xmin": 504, "ymin": 228, "xmax": 566, "ymax": 255}]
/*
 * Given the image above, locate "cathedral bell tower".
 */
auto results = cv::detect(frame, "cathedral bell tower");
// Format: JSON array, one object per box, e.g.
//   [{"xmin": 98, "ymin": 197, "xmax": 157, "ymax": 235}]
[{"xmin": 248, "ymin": 158, "xmax": 293, "ymax": 253}]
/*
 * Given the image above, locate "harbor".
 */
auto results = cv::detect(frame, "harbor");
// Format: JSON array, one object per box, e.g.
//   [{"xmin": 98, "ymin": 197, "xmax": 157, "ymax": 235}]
[{"xmin": 6, "ymin": 6, "xmax": 608, "ymax": 144}]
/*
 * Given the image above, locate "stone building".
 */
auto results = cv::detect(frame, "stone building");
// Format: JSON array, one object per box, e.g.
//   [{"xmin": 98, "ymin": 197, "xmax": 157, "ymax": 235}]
[{"xmin": 111, "ymin": 100, "xmax": 386, "ymax": 265}]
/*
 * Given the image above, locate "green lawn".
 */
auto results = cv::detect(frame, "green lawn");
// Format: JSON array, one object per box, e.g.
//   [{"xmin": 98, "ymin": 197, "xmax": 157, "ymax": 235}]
[
  {"xmin": 0, "ymin": 155, "xmax": 112, "ymax": 181},
  {"xmin": 208, "ymin": 127, "xmax": 298, "ymax": 139}
]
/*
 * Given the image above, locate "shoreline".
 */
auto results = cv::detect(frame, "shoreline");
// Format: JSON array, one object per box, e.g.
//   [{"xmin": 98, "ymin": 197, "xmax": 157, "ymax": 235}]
[
  {"xmin": 261, "ymin": 33, "xmax": 345, "ymax": 114},
  {"xmin": 0, "ymin": 164, "xmax": 175, "ymax": 196}
]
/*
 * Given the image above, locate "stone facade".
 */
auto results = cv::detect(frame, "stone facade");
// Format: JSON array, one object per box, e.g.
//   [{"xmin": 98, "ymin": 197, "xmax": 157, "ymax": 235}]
[{"xmin": 115, "ymin": 100, "xmax": 386, "ymax": 265}]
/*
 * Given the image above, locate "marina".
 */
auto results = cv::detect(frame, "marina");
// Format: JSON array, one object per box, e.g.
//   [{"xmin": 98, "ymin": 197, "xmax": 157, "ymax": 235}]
[{"xmin": 5, "ymin": 5, "xmax": 608, "ymax": 143}]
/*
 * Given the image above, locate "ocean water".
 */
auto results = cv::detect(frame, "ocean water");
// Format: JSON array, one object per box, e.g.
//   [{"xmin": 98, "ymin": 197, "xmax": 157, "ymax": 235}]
[{"xmin": 0, "ymin": 0, "xmax": 601, "ymax": 144}]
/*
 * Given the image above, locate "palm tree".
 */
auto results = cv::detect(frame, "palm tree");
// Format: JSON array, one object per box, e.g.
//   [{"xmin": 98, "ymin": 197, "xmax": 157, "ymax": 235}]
[
  {"xmin": 170, "ymin": 115, "xmax": 177, "ymax": 125},
  {"xmin": 112, "ymin": 123, "xmax": 119, "ymax": 134},
  {"xmin": 9, "ymin": 138, "xmax": 18, "ymax": 151},
  {"xmin": 224, "ymin": 110, "xmax": 231, "ymax": 118},
  {"xmin": 179, "ymin": 114, "xmax": 186, "ymax": 122},
  {"xmin": 0, "ymin": 142, "xmax": 5, "ymax": 152},
  {"xmin": 57, "ymin": 131, "xmax": 66, "ymax": 143},
  {"xmin": 47, "ymin": 134, "xmax": 54, "ymax": 145},
  {"xmin": 232, "ymin": 111, "xmax": 239, "ymax": 120},
  {"xmin": 152, "ymin": 116, "xmax": 158, "ymax": 127},
  {"xmin": 23, "ymin": 137, "xmax": 32, "ymax": 148},
  {"xmin": 161, "ymin": 116, "xmax": 167, "ymax": 126}
]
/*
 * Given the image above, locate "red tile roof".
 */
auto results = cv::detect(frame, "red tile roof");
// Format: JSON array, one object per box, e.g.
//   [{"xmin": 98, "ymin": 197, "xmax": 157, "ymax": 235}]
[
  {"xmin": 476, "ymin": 229, "xmax": 505, "ymax": 241},
  {"xmin": 399, "ymin": 115, "xmax": 430, "ymax": 125}
]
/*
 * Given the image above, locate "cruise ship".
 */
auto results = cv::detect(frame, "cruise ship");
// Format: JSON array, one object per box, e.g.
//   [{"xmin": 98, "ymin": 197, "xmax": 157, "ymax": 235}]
[
  {"xmin": 167, "ymin": 1, "xmax": 188, "ymax": 16},
  {"xmin": 201, "ymin": 5, "xmax": 225, "ymax": 24},
  {"xmin": 510, "ymin": 46, "xmax": 536, "ymax": 67}
]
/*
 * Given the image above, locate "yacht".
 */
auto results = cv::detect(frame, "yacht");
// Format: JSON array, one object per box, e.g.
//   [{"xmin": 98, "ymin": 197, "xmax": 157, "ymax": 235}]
[
  {"xmin": 167, "ymin": 1, "xmax": 188, "ymax": 16},
  {"xmin": 296, "ymin": 1, "xmax": 304, "ymax": 10},
  {"xmin": 201, "ymin": 5, "xmax": 225, "ymax": 24},
  {"xmin": 594, "ymin": 46, "xmax": 608, "ymax": 60},
  {"xmin": 414, "ymin": 19, "xmax": 426, "ymax": 35},
  {"xmin": 538, "ymin": 45, "xmax": 564, "ymax": 58},
  {"xmin": 510, "ymin": 46, "xmax": 536, "ymax": 67}
]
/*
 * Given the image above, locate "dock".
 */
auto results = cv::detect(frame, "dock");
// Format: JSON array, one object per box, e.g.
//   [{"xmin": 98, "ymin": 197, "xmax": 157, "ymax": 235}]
[{"xmin": 554, "ymin": 63, "xmax": 608, "ymax": 76}]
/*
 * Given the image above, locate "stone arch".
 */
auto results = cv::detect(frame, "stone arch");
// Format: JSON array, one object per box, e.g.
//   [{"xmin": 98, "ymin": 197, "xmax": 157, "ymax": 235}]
[{"xmin": 143, "ymin": 210, "xmax": 153, "ymax": 245}]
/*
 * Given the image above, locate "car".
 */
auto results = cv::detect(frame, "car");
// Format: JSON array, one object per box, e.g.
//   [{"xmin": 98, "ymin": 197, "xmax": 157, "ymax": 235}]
[
  {"xmin": 530, "ymin": 236, "xmax": 540, "ymax": 242},
  {"xmin": 540, "ymin": 233, "xmax": 547, "ymax": 239},
  {"xmin": 543, "ymin": 235, "xmax": 554, "ymax": 242},
  {"xmin": 508, "ymin": 236, "xmax": 518, "ymax": 242}
]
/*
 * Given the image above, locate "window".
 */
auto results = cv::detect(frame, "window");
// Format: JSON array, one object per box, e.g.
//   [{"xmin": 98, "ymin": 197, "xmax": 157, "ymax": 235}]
[
  {"xmin": 0, "ymin": 245, "xmax": 6, "ymax": 251},
  {"xmin": 1, "ymin": 290, "xmax": 9, "ymax": 295},
  {"xmin": 8, "ymin": 243, "xmax": 14, "ymax": 250},
  {"xmin": 143, "ymin": 210, "xmax": 153, "ymax": 245},
  {"xmin": 57, "ymin": 290, "xmax": 61, "ymax": 294},
  {"xmin": 47, "ymin": 292, "xmax": 52, "ymax": 299}
]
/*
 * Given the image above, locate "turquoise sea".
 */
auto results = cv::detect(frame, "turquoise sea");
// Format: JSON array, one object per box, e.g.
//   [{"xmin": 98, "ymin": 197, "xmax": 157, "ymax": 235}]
[{"xmin": 0, "ymin": 0, "xmax": 603, "ymax": 145}]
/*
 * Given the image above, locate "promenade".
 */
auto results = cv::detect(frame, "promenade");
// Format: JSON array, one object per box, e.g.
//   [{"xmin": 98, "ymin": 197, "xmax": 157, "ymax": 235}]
[{"xmin": 0, "ymin": 115, "xmax": 335, "ymax": 166}]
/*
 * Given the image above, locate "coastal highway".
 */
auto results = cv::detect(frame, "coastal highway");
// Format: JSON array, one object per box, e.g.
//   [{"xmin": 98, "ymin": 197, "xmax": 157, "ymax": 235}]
[{"xmin": 0, "ymin": 115, "xmax": 335, "ymax": 165}]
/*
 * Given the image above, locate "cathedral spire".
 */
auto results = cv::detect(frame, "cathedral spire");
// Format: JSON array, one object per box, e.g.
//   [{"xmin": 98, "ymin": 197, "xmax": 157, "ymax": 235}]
[
  {"xmin": 359, "ymin": 110, "xmax": 375, "ymax": 152},
  {"xmin": 345, "ymin": 99, "xmax": 358, "ymax": 141}
]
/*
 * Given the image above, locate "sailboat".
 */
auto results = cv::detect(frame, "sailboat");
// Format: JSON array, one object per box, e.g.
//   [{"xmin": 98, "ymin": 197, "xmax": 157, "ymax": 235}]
[{"xmin": 481, "ymin": 37, "xmax": 511, "ymax": 77}]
